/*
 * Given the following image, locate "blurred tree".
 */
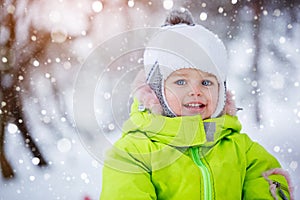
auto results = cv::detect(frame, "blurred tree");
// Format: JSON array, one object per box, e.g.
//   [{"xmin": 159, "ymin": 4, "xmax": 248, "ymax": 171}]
[
  {"xmin": 0, "ymin": 0, "xmax": 48, "ymax": 179},
  {"xmin": 0, "ymin": 0, "xmax": 138, "ymax": 180},
  {"xmin": 250, "ymin": 0, "xmax": 264, "ymax": 124},
  {"xmin": 248, "ymin": 0, "xmax": 300, "ymax": 124}
]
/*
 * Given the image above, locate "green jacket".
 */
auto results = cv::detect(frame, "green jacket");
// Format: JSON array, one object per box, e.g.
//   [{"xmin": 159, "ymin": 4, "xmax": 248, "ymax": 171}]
[{"xmin": 100, "ymin": 101, "xmax": 290, "ymax": 199}]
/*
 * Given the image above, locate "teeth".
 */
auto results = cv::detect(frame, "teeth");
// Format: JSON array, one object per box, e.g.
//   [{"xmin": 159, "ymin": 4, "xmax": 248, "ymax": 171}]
[{"xmin": 187, "ymin": 103, "xmax": 202, "ymax": 107}]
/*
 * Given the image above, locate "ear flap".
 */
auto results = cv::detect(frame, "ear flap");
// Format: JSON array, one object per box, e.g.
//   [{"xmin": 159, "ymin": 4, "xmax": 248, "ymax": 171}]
[
  {"xmin": 146, "ymin": 61, "xmax": 176, "ymax": 117},
  {"xmin": 146, "ymin": 61, "xmax": 162, "ymax": 92}
]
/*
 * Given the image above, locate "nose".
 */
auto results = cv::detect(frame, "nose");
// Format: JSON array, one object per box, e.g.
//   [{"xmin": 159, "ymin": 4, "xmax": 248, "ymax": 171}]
[{"xmin": 189, "ymin": 84, "xmax": 203, "ymax": 96}]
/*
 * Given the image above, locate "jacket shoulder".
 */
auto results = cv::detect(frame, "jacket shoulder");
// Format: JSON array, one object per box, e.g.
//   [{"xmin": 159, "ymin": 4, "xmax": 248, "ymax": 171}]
[
  {"xmin": 115, "ymin": 131, "xmax": 155, "ymax": 153},
  {"xmin": 225, "ymin": 131, "xmax": 254, "ymax": 151},
  {"xmin": 104, "ymin": 131, "xmax": 158, "ymax": 173}
]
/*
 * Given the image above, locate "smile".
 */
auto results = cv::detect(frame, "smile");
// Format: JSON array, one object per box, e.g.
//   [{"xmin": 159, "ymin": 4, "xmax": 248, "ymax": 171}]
[{"xmin": 184, "ymin": 103, "xmax": 205, "ymax": 108}]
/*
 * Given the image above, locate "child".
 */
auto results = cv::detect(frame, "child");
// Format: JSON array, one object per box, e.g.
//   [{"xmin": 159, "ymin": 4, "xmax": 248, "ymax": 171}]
[{"xmin": 100, "ymin": 9, "xmax": 292, "ymax": 199}]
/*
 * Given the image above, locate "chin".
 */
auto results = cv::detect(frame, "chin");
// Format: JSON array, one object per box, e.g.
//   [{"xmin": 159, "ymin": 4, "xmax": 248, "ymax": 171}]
[{"xmin": 182, "ymin": 111, "xmax": 204, "ymax": 117}]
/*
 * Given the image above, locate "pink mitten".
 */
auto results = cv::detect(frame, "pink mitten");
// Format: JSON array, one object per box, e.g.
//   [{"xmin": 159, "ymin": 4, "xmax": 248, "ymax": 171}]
[
  {"xmin": 262, "ymin": 168, "xmax": 294, "ymax": 200},
  {"xmin": 131, "ymin": 70, "xmax": 163, "ymax": 114},
  {"xmin": 223, "ymin": 91, "xmax": 237, "ymax": 116}
]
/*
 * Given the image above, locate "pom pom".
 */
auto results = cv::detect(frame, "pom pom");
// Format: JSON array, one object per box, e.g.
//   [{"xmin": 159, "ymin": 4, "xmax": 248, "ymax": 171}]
[{"xmin": 164, "ymin": 8, "xmax": 195, "ymax": 26}]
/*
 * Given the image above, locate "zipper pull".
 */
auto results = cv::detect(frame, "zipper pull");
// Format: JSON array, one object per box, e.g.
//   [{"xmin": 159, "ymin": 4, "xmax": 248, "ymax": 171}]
[{"xmin": 273, "ymin": 181, "xmax": 288, "ymax": 200}]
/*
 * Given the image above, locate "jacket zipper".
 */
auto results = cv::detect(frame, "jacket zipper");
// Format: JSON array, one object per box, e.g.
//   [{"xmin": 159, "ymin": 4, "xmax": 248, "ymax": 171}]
[{"xmin": 190, "ymin": 147, "xmax": 212, "ymax": 200}]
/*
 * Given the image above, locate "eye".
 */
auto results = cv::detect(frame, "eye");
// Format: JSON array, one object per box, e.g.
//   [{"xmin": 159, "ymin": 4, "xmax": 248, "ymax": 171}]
[
  {"xmin": 175, "ymin": 79, "xmax": 186, "ymax": 85},
  {"xmin": 202, "ymin": 80, "xmax": 212, "ymax": 86}
]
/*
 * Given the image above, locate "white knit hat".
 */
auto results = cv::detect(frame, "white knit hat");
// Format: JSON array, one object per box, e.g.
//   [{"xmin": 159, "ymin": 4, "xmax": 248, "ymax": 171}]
[{"xmin": 144, "ymin": 10, "xmax": 228, "ymax": 118}]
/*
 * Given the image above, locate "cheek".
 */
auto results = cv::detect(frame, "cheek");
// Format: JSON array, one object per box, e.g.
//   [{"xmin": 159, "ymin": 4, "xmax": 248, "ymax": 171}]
[
  {"xmin": 165, "ymin": 88, "xmax": 182, "ymax": 111},
  {"xmin": 208, "ymin": 89, "xmax": 219, "ymax": 108}
]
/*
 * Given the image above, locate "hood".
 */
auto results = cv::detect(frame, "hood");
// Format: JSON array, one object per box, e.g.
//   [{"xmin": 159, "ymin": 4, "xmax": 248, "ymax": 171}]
[{"xmin": 122, "ymin": 99, "xmax": 242, "ymax": 147}]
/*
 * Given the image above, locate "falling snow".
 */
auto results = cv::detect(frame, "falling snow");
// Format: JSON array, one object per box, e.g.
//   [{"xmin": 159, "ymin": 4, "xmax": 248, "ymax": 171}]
[
  {"xmin": 51, "ymin": 28, "xmax": 68, "ymax": 43},
  {"xmin": 163, "ymin": 0, "xmax": 174, "ymax": 10},
  {"xmin": 1, "ymin": 0, "xmax": 300, "ymax": 200},
  {"xmin": 33, "ymin": 60, "xmax": 40, "ymax": 67},
  {"xmin": 1, "ymin": 57, "xmax": 8, "ymax": 63},
  {"xmin": 32, "ymin": 157, "xmax": 40, "ymax": 165},
  {"xmin": 7, "ymin": 123, "xmax": 18, "ymax": 134},
  {"xmin": 57, "ymin": 138, "xmax": 72, "ymax": 153},
  {"xmin": 92, "ymin": 1, "xmax": 103, "ymax": 13},
  {"xmin": 199, "ymin": 12, "xmax": 208, "ymax": 21}
]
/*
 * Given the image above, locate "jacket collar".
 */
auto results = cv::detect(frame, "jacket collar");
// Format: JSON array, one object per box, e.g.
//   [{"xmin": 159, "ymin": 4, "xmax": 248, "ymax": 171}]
[{"xmin": 122, "ymin": 99, "xmax": 242, "ymax": 147}]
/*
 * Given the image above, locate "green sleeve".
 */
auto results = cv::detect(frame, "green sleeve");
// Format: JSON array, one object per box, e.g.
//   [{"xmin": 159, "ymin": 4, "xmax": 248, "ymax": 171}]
[
  {"xmin": 243, "ymin": 141, "xmax": 290, "ymax": 200},
  {"xmin": 100, "ymin": 134, "xmax": 157, "ymax": 200}
]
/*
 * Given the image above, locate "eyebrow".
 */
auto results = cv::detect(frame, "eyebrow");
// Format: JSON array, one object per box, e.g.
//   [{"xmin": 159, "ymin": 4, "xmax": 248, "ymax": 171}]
[{"xmin": 203, "ymin": 73, "xmax": 217, "ymax": 79}]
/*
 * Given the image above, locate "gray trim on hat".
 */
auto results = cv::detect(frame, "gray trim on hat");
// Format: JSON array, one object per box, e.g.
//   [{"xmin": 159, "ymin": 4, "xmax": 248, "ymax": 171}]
[{"xmin": 146, "ymin": 61, "xmax": 176, "ymax": 117}]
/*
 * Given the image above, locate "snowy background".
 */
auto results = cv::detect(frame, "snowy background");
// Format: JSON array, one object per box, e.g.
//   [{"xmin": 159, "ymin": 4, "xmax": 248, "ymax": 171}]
[{"xmin": 1, "ymin": 0, "xmax": 299, "ymax": 199}]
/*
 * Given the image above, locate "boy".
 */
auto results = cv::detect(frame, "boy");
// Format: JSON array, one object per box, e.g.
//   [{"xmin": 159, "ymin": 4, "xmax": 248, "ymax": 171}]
[{"xmin": 100, "ymin": 9, "xmax": 292, "ymax": 199}]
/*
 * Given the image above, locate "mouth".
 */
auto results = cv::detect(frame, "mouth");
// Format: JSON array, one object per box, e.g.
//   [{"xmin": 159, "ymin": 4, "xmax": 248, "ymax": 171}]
[
  {"xmin": 182, "ymin": 102, "xmax": 206, "ymax": 115},
  {"xmin": 183, "ymin": 103, "xmax": 205, "ymax": 109}
]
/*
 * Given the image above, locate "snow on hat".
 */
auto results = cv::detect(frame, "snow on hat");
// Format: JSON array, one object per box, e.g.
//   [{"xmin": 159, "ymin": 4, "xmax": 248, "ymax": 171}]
[{"xmin": 143, "ymin": 8, "xmax": 228, "ymax": 118}]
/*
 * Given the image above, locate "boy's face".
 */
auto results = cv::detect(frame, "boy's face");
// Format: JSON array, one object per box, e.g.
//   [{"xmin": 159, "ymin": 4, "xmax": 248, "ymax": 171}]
[{"xmin": 165, "ymin": 68, "xmax": 219, "ymax": 119}]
